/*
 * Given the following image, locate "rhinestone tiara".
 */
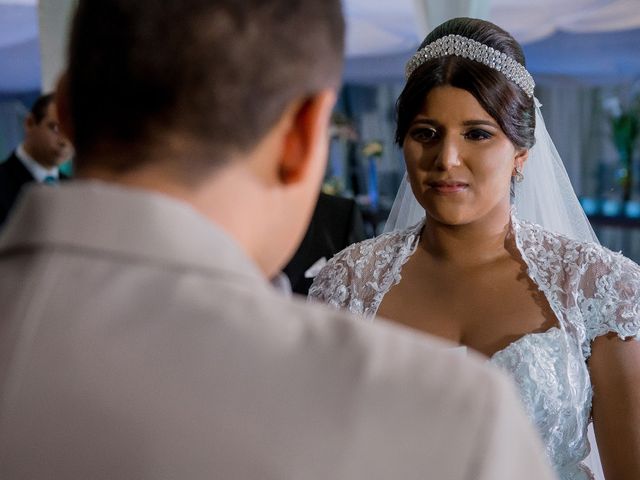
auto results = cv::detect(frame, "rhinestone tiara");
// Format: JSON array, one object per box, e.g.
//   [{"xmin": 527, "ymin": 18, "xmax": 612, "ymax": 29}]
[{"xmin": 405, "ymin": 34, "xmax": 535, "ymax": 98}]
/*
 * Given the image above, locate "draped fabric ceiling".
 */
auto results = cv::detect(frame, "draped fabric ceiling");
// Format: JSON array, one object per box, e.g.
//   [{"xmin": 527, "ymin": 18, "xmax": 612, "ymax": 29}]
[
  {"xmin": 0, "ymin": 0, "xmax": 40, "ymax": 92},
  {"xmin": 0, "ymin": 0, "xmax": 639, "ymax": 92},
  {"xmin": 345, "ymin": 0, "xmax": 640, "ymax": 83}
]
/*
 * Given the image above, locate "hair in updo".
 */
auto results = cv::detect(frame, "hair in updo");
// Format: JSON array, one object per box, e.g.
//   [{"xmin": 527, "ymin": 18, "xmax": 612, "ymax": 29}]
[{"xmin": 395, "ymin": 17, "xmax": 535, "ymax": 149}]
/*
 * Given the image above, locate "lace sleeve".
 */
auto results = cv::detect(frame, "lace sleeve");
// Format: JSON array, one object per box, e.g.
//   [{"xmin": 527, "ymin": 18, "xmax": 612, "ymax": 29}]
[
  {"xmin": 579, "ymin": 245, "xmax": 640, "ymax": 350},
  {"xmin": 308, "ymin": 244, "xmax": 361, "ymax": 314},
  {"xmin": 308, "ymin": 227, "xmax": 421, "ymax": 318}
]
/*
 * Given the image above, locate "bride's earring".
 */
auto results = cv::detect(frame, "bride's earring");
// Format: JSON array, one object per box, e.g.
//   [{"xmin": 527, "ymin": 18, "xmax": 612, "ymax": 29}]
[{"xmin": 513, "ymin": 165, "xmax": 524, "ymax": 183}]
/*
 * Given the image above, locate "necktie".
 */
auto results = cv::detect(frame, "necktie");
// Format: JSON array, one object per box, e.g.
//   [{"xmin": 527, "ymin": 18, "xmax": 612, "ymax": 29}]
[{"xmin": 43, "ymin": 176, "xmax": 58, "ymax": 185}]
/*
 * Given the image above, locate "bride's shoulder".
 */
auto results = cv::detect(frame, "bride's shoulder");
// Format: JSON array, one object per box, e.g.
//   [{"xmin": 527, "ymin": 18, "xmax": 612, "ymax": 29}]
[
  {"xmin": 514, "ymin": 216, "xmax": 640, "ymax": 276},
  {"xmin": 512, "ymin": 217, "xmax": 640, "ymax": 352}
]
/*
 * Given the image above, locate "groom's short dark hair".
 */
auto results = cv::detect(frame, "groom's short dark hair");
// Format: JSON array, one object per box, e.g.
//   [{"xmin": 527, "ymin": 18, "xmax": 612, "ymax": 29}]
[{"xmin": 67, "ymin": 0, "xmax": 344, "ymax": 174}]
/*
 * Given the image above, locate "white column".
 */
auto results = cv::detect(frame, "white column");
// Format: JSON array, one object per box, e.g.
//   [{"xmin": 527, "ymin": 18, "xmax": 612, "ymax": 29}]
[
  {"xmin": 38, "ymin": 0, "xmax": 77, "ymax": 92},
  {"xmin": 413, "ymin": 0, "xmax": 492, "ymax": 37}
]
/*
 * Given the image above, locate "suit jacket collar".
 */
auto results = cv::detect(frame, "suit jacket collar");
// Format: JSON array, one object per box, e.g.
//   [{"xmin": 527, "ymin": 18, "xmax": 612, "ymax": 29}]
[
  {"xmin": 0, "ymin": 180, "xmax": 266, "ymax": 285},
  {"xmin": 15, "ymin": 144, "xmax": 61, "ymax": 183}
]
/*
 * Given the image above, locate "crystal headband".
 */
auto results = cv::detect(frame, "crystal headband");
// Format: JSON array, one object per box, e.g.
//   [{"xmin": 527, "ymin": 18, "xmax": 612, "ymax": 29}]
[{"xmin": 405, "ymin": 34, "xmax": 535, "ymax": 98}]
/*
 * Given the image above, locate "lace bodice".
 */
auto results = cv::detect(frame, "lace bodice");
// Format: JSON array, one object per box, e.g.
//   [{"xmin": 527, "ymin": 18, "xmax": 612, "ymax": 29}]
[{"xmin": 309, "ymin": 216, "xmax": 640, "ymax": 480}]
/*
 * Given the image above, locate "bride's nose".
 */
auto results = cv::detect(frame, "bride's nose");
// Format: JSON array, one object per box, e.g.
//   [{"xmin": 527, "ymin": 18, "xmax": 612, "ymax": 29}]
[{"xmin": 433, "ymin": 135, "xmax": 462, "ymax": 171}]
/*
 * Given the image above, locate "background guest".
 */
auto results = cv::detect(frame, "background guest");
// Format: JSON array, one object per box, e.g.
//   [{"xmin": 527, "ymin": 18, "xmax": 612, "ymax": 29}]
[
  {"xmin": 0, "ymin": 93, "xmax": 73, "ymax": 226},
  {"xmin": 284, "ymin": 191, "xmax": 366, "ymax": 295}
]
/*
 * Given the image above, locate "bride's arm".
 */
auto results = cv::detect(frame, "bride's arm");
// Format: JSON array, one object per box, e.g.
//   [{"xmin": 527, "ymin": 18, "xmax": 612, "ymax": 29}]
[
  {"xmin": 589, "ymin": 334, "xmax": 640, "ymax": 480},
  {"xmin": 582, "ymin": 248, "xmax": 640, "ymax": 480}
]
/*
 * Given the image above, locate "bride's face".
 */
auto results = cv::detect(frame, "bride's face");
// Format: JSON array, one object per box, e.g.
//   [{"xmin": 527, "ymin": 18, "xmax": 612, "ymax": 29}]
[{"xmin": 403, "ymin": 85, "xmax": 527, "ymax": 226}]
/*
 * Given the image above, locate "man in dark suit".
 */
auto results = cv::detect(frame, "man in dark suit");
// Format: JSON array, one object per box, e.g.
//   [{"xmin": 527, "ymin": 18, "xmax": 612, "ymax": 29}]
[
  {"xmin": 284, "ymin": 191, "xmax": 366, "ymax": 295},
  {"xmin": 0, "ymin": 93, "xmax": 73, "ymax": 226}
]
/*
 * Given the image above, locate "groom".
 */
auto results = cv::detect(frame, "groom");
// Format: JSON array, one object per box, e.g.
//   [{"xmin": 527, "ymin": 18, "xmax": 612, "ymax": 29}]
[{"xmin": 0, "ymin": 1, "xmax": 555, "ymax": 479}]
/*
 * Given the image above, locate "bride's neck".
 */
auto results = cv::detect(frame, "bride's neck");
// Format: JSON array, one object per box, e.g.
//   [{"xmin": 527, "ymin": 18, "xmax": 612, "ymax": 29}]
[{"xmin": 420, "ymin": 209, "xmax": 512, "ymax": 267}]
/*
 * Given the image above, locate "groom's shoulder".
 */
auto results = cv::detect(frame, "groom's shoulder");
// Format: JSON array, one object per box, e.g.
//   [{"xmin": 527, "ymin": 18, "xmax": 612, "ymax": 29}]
[
  {"xmin": 282, "ymin": 297, "xmax": 533, "ymax": 472},
  {"xmin": 283, "ymin": 293, "xmax": 515, "ymax": 410},
  {"xmin": 243, "ymin": 283, "xmax": 501, "ymax": 379},
  {"xmin": 170, "ymin": 273, "xmax": 515, "ymax": 431}
]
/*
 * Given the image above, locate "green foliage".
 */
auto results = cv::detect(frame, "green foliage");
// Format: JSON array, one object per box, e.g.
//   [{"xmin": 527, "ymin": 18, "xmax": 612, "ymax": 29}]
[{"xmin": 611, "ymin": 107, "xmax": 640, "ymax": 156}]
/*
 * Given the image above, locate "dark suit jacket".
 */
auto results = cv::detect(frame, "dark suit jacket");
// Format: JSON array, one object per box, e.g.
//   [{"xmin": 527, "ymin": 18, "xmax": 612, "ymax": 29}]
[
  {"xmin": 284, "ymin": 192, "xmax": 366, "ymax": 296},
  {"xmin": 0, "ymin": 151, "xmax": 69, "ymax": 227}
]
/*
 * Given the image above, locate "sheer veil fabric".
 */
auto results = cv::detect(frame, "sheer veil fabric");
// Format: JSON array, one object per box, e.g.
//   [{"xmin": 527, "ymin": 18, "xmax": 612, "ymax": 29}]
[{"xmin": 382, "ymin": 98, "xmax": 605, "ymax": 479}]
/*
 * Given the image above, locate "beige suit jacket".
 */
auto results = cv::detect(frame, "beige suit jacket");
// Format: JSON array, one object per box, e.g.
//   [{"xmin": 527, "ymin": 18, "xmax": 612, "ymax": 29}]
[{"xmin": 0, "ymin": 181, "xmax": 556, "ymax": 480}]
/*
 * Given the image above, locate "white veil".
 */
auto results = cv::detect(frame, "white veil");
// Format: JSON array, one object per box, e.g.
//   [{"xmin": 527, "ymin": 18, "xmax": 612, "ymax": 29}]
[{"xmin": 384, "ymin": 99, "xmax": 599, "ymax": 245}]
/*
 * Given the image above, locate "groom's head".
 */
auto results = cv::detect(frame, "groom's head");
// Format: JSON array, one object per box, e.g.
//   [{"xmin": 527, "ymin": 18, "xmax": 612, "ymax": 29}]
[
  {"xmin": 56, "ymin": 0, "xmax": 345, "ymax": 275},
  {"xmin": 59, "ymin": 0, "xmax": 344, "ymax": 176}
]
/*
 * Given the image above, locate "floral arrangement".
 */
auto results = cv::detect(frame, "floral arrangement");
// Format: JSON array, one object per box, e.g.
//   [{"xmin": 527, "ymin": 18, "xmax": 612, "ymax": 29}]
[
  {"xmin": 362, "ymin": 140, "xmax": 383, "ymax": 158},
  {"xmin": 361, "ymin": 140, "xmax": 384, "ymax": 208},
  {"xmin": 322, "ymin": 112, "xmax": 357, "ymax": 196},
  {"xmin": 321, "ymin": 177, "xmax": 344, "ymax": 196},
  {"xmin": 329, "ymin": 112, "xmax": 358, "ymax": 142}
]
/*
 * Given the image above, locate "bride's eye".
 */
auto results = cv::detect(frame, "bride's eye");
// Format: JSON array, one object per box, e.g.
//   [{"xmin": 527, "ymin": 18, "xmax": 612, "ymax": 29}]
[
  {"xmin": 409, "ymin": 128, "xmax": 438, "ymax": 142},
  {"xmin": 464, "ymin": 129, "xmax": 493, "ymax": 141}
]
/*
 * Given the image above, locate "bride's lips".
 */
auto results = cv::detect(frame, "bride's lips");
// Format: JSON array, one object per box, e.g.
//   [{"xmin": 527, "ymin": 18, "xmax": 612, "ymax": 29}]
[{"xmin": 427, "ymin": 180, "xmax": 469, "ymax": 194}]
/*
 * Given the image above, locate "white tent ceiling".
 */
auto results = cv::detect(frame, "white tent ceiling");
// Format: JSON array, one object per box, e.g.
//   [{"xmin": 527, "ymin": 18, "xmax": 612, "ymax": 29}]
[
  {"xmin": 0, "ymin": 0, "xmax": 39, "ymax": 92},
  {"xmin": 346, "ymin": 0, "xmax": 640, "ymax": 56},
  {"xmin": 0, "ymin": 0, "xmax": 639, "ymax": 92},
  {"xmin": 344, "ymin": 0, "xmax": 640, "ymax": 83}
]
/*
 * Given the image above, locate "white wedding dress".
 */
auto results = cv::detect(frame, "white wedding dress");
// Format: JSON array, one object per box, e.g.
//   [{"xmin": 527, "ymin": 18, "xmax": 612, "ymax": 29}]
[{"xmin": 309, "ymin": 214, "xmax": 640, "ymax": 480}]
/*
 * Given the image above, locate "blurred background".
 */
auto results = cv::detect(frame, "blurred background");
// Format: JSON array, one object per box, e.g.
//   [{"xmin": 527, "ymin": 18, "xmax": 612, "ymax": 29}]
[{"xmin": 2, "ymin": 0, "xmax": 640, "ymax": 259}]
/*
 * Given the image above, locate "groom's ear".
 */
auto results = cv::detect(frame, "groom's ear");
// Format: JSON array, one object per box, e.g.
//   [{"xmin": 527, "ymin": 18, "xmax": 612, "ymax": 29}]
[{"xmin": 277, "ymin": 90, "xmax": 336, "ymax": 185}]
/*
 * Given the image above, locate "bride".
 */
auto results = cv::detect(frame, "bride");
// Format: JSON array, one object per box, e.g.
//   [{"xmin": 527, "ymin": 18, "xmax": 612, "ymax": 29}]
[{"xmin": 309, "ymin": 17, "xmax": 640, "ymax": 480}]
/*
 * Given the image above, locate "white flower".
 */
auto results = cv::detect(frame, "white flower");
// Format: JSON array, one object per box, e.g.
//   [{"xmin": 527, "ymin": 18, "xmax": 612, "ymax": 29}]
[{"xmin": 603, "ymin": 96, "xmax": 622, "ymax": 118}]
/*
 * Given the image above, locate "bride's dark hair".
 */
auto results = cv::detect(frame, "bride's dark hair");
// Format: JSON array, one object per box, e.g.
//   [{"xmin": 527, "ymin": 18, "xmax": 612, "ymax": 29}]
[{"xmin": 395, "ymin": 17, "xmax": 535, "ymax": 150}]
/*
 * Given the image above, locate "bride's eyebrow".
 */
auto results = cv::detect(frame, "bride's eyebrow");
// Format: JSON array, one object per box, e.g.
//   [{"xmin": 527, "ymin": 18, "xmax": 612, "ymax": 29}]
[
  {"xmin": 410, "ymin": 118, "xmax": 438, "ymax": 126},
  {"xmin": 410, "ymin": 118, "xmax": 499, "ymax": 129},
  {"xmin": 462, "ymin": 119, "xmax": 499, "ymax": 128}
]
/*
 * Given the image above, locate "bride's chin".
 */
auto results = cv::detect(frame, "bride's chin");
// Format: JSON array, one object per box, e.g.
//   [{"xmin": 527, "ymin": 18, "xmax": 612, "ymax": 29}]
[
  {"xmin": 420, "ymin": 200, "xmax": 469, "ymax": 224},
  {"xmin": 424, "ymin": 209, "xmax": 470, "ymax": 227}
]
